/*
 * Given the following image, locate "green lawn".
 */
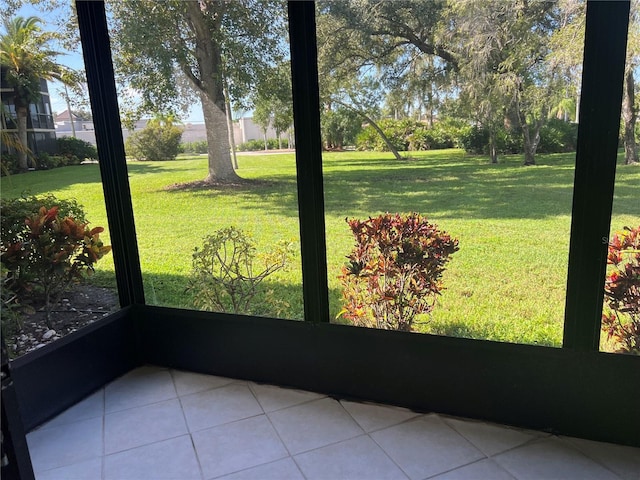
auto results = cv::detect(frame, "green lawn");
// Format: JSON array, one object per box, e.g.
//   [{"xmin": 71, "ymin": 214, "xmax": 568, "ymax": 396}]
[{"xmin": 2, "ymin": 149, "xmax": 638, "ymax": 347}]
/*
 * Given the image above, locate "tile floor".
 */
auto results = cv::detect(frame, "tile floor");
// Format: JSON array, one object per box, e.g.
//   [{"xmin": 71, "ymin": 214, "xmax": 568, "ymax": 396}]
[{"xmin": 26, "ymin": 365, "xmax": 640, "ymax": 480}]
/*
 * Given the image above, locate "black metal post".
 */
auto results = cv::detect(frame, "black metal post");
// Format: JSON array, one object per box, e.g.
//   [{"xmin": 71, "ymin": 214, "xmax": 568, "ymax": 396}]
[
  {"xmin": 75, "ymin": 1, "xmax": 145, "ymax": 307},
  {"xmin": 563, "ymin": 0, "xmax": 630, "ymax": 350},
  {"xmin": 1, "ymin": 340, "xmax": 35, "ymax": 480},
  {"xmin": 288, "ymin": 1, "xmax": 330, "ymax": 323}
]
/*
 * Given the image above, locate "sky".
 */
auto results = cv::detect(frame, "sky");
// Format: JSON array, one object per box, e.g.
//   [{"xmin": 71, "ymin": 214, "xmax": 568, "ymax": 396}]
[{"xmin": 12, "ymin": 2, "xmax": 206, "ymax": 123}]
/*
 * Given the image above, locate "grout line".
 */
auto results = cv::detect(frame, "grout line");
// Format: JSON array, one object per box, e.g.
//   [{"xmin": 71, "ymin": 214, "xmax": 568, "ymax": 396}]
[
  {"xmin": 247, "ymin": 381, "xmax": 328, "ymax": 413},
  {"xmin": 338, "ymin": 397, "xmax": 426, "ymax": 434},
  {"xmin": 170, "ymin": 369, "xmax": 206, "ymax": 480},
  {"xmin": 367, "ymin": 431, "xmax": 414, "ymax": 480},
  {"xmin": 554, "ymin": 436, "xmax": 632, "ymax": 480},
  {"xmin": 102, "ymin": 387, "xmax": 106, "ymax": 480},
  {"xmin": 422, "ymin": 458, "xmax": 517, "ymax": 480}
]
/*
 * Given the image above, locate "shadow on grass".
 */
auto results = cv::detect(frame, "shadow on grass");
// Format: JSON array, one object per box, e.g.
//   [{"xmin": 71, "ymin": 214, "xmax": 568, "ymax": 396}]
[
  {"xmin": 86, "ymin": 268, "xmax": 551, "ymax": 346},
  {"xmin": 1, "ymin": 162, "xmax": 168, "ymax": 198},
  {"xmin": 195, "ymin": 152, "xmax": 639, "ymax": 220}
]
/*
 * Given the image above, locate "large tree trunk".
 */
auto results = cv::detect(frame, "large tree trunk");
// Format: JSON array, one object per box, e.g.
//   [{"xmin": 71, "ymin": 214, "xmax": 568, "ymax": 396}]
[
  {"xmin": 15, "ymin": 104, "xmax": 29, "ymax": 171},
  {"xmin": 185, "ymin": 1, "xmax": 240, "ymax": 183},
  {"xmin": 622, "ymin": 66, "xmax": 638, "ymax": 165},
  {"xmin": 521, "ymin": 119, "xmax": 542, "ymax": 166},
  {"xmin": 200, "ymin": 93, "xmax": 240, "ymax": 183}
]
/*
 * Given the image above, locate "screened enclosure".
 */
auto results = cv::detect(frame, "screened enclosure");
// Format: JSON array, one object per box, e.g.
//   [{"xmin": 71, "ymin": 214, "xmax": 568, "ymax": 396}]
[{"xmin": 2, "ymin": 1, "xmax": 638, "ymax": 478}]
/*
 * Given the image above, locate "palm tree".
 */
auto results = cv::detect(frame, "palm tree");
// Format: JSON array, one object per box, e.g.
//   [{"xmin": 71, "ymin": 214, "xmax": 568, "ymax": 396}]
[{"xmin": 0, "ymin": 16, "xmax": 77, "ymax": 171}]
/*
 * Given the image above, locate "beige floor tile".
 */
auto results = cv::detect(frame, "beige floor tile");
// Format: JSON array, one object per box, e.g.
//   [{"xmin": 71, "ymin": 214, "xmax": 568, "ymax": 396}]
[
  {"xmin": 105, "ymin": 368, "xmax": 176, "ymax": 413},
  {"xmin": 104, "ymin": 435, "xmax": 201, "ymax": 480},
  {"xmin": 180, "ymin": 383, "xmax": 263, "ymax": 432},
  {"xmin": 268, "ymin": 397, "xmax": 364, "ymax": 455},
  {"xmin": 371, "ymin": 415, "xmax": 484, "ymax": 480},
  {"xmin": 27, "ymin": 416, "xmax": 103, "ymax": 473},
  {"xmin": 443, "ymin": 416, "xmax": 540, "ymax": 456},
  {"xmin": 192, "ymin": 415, "xmax": 288, "ymax": 479},
  {"xmin": 341, "ymin": 399, "xmax": 421, "ymax": 433},
  {"xmin": 171, "ymin": 369, "xmax": 238, "ymax": 396},
  {"xmin": 249, "ymin": 381, "xmax": 325, "ymax": 412},
  {"xmin": 561, "ymin": 436, "xmax": 640, "ymax": 480},
  {"xmin": 430, "ymin": 458, "xmax": 516, "ymax": 480},
  {"xmin": 494, "ymin": 437, "xmax": 621, "ymax": 480},
  {"xmin": 295, "ymin": 434, "xmax": 409, "ymax": 480},
  {"xmin": 104, "ymin": 398, "xmax": 187, "ymax": 454},
  {"xmin": 34, "ymin": 457, "xmax": 102, "ymax": 480}
]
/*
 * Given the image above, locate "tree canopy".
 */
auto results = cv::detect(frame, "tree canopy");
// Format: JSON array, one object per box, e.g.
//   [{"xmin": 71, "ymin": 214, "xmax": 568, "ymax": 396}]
[
  {"xmin": 1, "ymin": 15, "xmax": 79, "ymax": 170},
  {"xmin": 108, "ymin": 0, "xmax": 288, "ymax": 182}
]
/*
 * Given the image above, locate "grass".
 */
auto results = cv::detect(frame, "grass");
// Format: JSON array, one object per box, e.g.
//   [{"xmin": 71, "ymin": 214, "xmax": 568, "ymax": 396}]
[{"xmin": 2, "ymin": 148, "xmax": 638, "ymax": 347}]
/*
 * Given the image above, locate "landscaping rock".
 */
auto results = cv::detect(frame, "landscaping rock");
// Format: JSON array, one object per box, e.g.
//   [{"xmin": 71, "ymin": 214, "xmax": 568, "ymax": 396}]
[{"xmin": 42, "ymin": 329, "xmax": 56, "ymax": 340}]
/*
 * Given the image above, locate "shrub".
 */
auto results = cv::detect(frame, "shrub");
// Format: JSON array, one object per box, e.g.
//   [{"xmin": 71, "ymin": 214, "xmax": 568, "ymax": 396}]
[
  {"xmin": 180, "ymin": 140, "xmax": 209, "ymax": 154},
  {"xmin": 267, "ymin": 137, "xmax": 289, "ymax": 150},
  {"xmin": 356, "ymin": 119, "xmax": 419, "ymax": 152},
  {"xmin": 125, "ymin": 122, "xmax": 183, "ymax": 160},
  {"xmin": 187, "ymin": 226, "xmax": 293, "ymax": 315},
  {"xmin": 321, "ymin": 108, "xmax": 362, "ymax": 149},
  {"xmin": 356, "ymin": 118, "xmax": 467, "ymax": 153},
  {"xmin": 1, "ymin": 206, "xmax": 111, "ymax": 327},
  {"xmin": 338, "ymin": 213, "xmax": 459, "ymax": 332},
  {"xmin": 236, "ymin": 138, "xmax": 289, "ymax": 152},
  {"xmin": 237, "ymin": 139, "xmax": 267, "ymax": 151},
  {"xmin": 408, "ymin": 118, "xmax": 468, "ymax": 151},
  {"xmin": 537, "ymin": 118, "xmax": 578, "ymax": 154},
  {"xmin": 1, "ymin": 153, "xmax": 20, "ymax": 176},
  {"xmin": 57, "ymin": 137, "xmax": 98, "ymax": 162},
  {"xmin": 35, "ymin": 153, "xmax": 69, "ymax": 170},
  {"xmin": 1, "ymin": 263, "xmax": 23, "ymax": 340},
  {"xmin": 601, "ymin": 225, "xmax": 640, "ymax": 355},
  {"xmin": 458, "ymin": 124, "xmax": 524, "ymax": 156},
  {"xmin": 1, "ymin": 194, "xmax": 87, "ymax": 246}
]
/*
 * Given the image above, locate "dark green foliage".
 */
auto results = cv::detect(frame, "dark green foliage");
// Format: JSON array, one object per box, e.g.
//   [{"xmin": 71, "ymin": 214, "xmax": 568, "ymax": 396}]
[
  {"xmin": 1, "ymin": 194, "xmax": 87, "ymax": 247},
  {"xmin": 537, "ymin": 118, "xmax": 578, "ymax": 153},
  {"xmin": 356, "ymin": 118, "xmax": 468, "ymax": 152},
  {"xmin": 321, "ymin": 107, "xmax": 362, "ymax": 149},
  {"xmin": 237, "ymin": 138, "xmax": 289, "ymax": 151},
  {"xmin": 408, "ymin": 118, "xmax": 468, "ymax": 151},
  {"xmin": 460, "ymin": 120, "xmax": 577, "ymax": 156},
  {"xmin": 57, "ymin": 137, "xmax": 98, "ymax": 162},
  {"xmin": 459, "ymin": 125, "xmax": 523, "ymax": 155},
  {"xmin": 35, "ymin": 153, "xmax": 72, "ymax": 170},
  {"xmin": 237, "ymin": 139, "xmax": 267, "ymax": 151},
  {"xmin": 180, "ymin": 141, "xmax": 209, "ymax": 155},
  {"xmin": 1, "ymin": 263, "xmax": 23, "ymax": 341},
  {"xmin": 1, "ymin": 206, "xmax": 111, "ymax": 327},
  {"xmin": 1, "ymin": 153, "xmax": 20, "ymax": 176},
  {"xmin": 356, "ymin": 119, "xmax": 416, "ymax": 152},
  {"xmin": 267, "ymin": 138, "xmax": 288, "ymax": 150},
  {"xmin": 125, "ymin": 122, "xmax": 183, "ymax": 161},
  {"xmin": 1, "ymin": 195, "xmax": 97, "ymax": 332}
]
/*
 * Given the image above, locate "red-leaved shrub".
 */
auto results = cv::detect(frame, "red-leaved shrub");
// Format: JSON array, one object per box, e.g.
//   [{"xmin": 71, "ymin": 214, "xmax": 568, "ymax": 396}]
[
  {"xmin": 602, "ymin": 225, "xmax": 640, "ymax": 355},
  {"xmin": 338, "ymin": 213, "xmax": 459, "ymax": 332}
]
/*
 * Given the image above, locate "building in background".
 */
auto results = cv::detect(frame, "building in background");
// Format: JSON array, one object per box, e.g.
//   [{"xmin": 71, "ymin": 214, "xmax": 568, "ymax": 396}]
[
  {"xmin": 1, "ymin": 66, "xmax": 57, "ymax": 155},
  {"xmin": 52, "ymin": 115, "xmax": 280, "ymax": 149}
]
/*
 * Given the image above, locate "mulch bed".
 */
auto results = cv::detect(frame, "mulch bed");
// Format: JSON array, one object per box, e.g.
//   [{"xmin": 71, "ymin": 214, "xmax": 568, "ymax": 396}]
[{"xmin": 5, "ymin": 285, "xmax": 119, "ymax": 359}]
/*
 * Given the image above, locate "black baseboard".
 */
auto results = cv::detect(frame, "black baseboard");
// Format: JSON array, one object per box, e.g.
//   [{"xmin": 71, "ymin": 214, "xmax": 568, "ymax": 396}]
[
  {"xmin": 11, "ymin": 307, "xmax": 140, "ymax": 431},
  {"xmin": 10, "ymin": 304, "xmax": 639, "ymax": 447},
  {"xmin": 140, "ymin": 305, "xmax": 640, "ymax": 447}
]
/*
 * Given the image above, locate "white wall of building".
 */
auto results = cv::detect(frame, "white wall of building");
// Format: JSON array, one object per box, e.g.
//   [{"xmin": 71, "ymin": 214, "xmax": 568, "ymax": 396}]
[{"xmin": 55, "ymin": 117, "xmax": 283, "ymax": 147}]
